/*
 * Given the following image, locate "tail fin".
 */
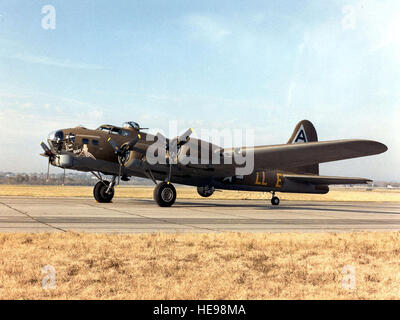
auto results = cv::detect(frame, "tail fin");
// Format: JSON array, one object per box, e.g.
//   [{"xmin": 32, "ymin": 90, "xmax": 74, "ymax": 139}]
[
  {"xmin": 287, "ymin": 120, "xmax": 319, "ymax": 174},
  {"xmin": 287, "ymin": 120, "xmax": 318, "ymax": 144}
]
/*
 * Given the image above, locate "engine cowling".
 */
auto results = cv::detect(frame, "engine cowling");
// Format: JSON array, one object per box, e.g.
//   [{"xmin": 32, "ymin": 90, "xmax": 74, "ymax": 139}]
[{"xmin": 197, "ymin": 186, "xmax": 215, "ymax": 197}]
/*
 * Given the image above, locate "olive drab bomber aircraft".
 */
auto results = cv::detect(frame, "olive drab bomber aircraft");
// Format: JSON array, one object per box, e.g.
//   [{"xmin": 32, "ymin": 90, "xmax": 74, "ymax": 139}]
[{"xmin": 40, "ymin": 120, "xmax": 388, "ymax": 207}]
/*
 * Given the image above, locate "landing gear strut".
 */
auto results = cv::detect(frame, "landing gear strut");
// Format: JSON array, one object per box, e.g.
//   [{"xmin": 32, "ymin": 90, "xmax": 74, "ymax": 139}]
[
  {"xmin": 271, "ymin": 192, "xmax": 280, "ymax": 206},
  {"xmin": 153, "ymin": 182, "xmax": 177, "ymax": 207}
]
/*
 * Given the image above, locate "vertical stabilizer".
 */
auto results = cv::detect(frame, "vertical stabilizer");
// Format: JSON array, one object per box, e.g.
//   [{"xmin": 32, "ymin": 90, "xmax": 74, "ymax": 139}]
[
  {"xmin": 287, "ymin": 120, "xmax": 319, "ymax": 174},
  {"xmin": 287, "ymin": 120, "xmax": 318, "ymax": 144}
]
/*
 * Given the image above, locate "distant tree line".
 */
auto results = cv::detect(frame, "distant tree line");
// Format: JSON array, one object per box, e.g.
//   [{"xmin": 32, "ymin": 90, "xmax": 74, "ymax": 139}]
[
  {"xmin": 0, "ymin": 172, "xmax": 398, "ymax": 188},
  {"xmin": 0, "ymin": 174, "xmax": 95, "ymax": 186},
  {"xmin": 0, "ymin": 173, "xmax": 153, "ymax": 186}
]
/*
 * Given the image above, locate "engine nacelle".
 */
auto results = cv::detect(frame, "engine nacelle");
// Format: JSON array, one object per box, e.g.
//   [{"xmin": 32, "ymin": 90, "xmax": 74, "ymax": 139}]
[
  {"xmin": 54, "ymin": 154, "xmax": 73, "ymax": 168},
  {"xmin": 197, "ymin": 185, "xmax": 215, "ymax": 197}
]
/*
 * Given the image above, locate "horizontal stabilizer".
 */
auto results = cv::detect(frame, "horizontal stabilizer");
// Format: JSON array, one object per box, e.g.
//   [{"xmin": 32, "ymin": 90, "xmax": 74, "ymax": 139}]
[
  {"xmin": 284, "ymin": 174, "xmax": 371, "ymax": 185},
  {"xmin": 249, "ymin": 139, "xmax": 387, "ymax": 169}
]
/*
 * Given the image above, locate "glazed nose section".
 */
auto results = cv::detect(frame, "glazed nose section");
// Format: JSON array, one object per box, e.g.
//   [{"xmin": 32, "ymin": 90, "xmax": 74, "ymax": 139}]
[{"xmin": 48, "ymin": 130, "xmax": 64, "ymax": 148}]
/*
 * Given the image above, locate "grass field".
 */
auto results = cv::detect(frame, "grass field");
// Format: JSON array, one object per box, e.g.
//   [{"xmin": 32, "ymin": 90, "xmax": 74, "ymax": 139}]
[
  {"xmin": 0, "ymin": 185, "xmax": 400, "ymax": 202},
  {"xmin": 1, "ymin": 186, "xmax": 399, "ymax": 299},
  {"xmin": 1, "ymin": 232, "xmax": 400, "ymax": 299}
]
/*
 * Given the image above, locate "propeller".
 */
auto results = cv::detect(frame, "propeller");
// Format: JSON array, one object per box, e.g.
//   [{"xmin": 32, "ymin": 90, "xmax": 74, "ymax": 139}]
[
  {"xmin": 40, "ymin": 141, "xmax": 55, "ymax": 183},
  {"xmin": 169, "ymin": 128, "xmax": 193, "ymax": 160},
  {"xmin": 40, "ymin": 142, "xmax": 54, "ymax": 157},
  {"xmin": 177, "ymin": 128, "xmax": 193, "ymax": 144},
  {"xmin": 157, "ymin": 128, "xmax": 193, "ymax": 162},
  {"xmin": 107, "ymin": 134, "xmax": 141, "ymax": 185},
  {"xmin": 156, "ymin": 128, "xmax": 193, "ymax": 182}
]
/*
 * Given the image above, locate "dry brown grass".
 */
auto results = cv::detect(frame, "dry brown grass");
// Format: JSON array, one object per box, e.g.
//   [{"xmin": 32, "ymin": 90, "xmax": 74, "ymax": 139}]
[
  {"xmin": 1, "ymin": 185, "xmax": 400, "ymax": 202},
  {"xmin": 1, "ymin": 232, "xmax": 400, "ymax": 299}
]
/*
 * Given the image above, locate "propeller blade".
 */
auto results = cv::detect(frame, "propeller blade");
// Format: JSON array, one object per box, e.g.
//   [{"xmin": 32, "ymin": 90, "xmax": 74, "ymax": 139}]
[
  {"xmin": 40, "ymin": 142, "xmax": 53, "ymax": 157},
  {"xmin": 167, "ymin": 163, "xmax": 172, "ymax": 182},
  {"xmin": 118, "ymin": 164, "xmax": 121, "ymax": 186},
  {"xmin": 40, "ymin": 141, "xmax": 49, "ymax": 152},
  {"xmin": 169, "ymin": 128, "xmax": 193, "ymax": 161},
  {"xmin": 107, "ymin": 137, "xmax": 121, "ymax": 154},
  {"xmin": 126, "ymin": 134, "xmax": 141, "ymax": 150},
  {"xmin": 177, "ymin": 128, "xmax": 193, "ymax": 144},
  {"xmin": 46, "ymin": 160, "xmax": 50, "ymax": 183}
]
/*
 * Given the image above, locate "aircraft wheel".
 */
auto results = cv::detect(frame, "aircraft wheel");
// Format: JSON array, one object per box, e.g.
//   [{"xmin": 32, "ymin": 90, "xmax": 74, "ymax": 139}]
[
  {"xmin": 154, "ymin": 182, "xmax": 176, "ymax": 207},
  {"xmin": 94, "ymin": 181, "xmax": 114, "ymax": 203},
  {"xmin": 197, "ymin": 186, "xmax": 215, "ymax": 198},
  {"xmin": 271, "ymin": 196, "xmax": 280, "ymax": 206}
]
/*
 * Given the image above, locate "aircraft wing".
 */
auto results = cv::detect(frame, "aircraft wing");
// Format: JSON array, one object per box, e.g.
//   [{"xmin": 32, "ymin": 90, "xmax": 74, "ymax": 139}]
[
  {"xmin": 283, "ymin": 174, "xmax": 371, "ymax": 185},
  {"xmin": 160, "ymin": 139, "xmax": 387, "ymax": 181},
  {"xmin": 125, "ymin": 139, "xmax": 386, "ymax": 183},
  {"xmin": 245, "ymin": 139, "xmax": 387, "ymax": 170}
]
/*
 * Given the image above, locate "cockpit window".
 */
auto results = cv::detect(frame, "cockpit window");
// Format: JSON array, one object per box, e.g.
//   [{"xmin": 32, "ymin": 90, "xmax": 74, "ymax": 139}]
[
  {"xmin": 97, "ymin": 126, "xmax": 111, "ymax": 132},
  {"xmin": 66, "ymin": 133, "xmax": 75, "ymax": 143},
  {"xmin": 110, "ymin": 127, "xmax": 122, "ymax": 135},
  {"xmin": 97, "ymin": 125, "xmax": 124, "ymax": 135}
]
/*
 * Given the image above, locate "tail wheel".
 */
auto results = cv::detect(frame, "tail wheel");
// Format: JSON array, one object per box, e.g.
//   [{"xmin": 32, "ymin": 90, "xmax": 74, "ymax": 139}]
[
  {"xmin": 197, "ymin": 186, "xmax": 215, "ymax": 197},
  {"xmin": 94, "ymin": 181, "xmax": 114, "ymax": 203},
  {"xmin": 271, "ymin": 196, "xmax": 280, "ymax": 206},
  {"xmin": 154, "ymin": 182, "xmax": 177, "ymax": 207}
]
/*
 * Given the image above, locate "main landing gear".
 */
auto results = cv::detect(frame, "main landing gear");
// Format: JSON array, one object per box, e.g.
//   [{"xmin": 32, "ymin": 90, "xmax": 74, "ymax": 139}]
[
  {"xmin": 153, "ymin": 182, "xmax": 177, "ymax": 207},
  {"xmin": 144, "ymin": 165, "xmax": 177, "ymax": 207},
  {"xmin": 92, "ymin": 173, "xmax": 116, "ymax": 203},
  {"xmin": 270, "ymin": 191, "xmax": 280, "ymax": 206},
  {"xmin": 93, "ymin": 180, "xmax": 115, "ymax": 203},
  {"xmin": 91, "ymin": 169, "xmax": 178, "ymax": 206}
]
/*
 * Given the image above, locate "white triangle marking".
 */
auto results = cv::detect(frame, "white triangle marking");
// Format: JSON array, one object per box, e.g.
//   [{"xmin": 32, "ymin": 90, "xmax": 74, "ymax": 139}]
[{"xmin": 293, "ymin": 124, "xmax": 308, "ymax": 144}]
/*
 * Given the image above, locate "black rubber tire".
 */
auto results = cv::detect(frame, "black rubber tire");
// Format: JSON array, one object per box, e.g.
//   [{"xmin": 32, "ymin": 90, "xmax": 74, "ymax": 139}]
[
  {"xmin": 197, "ymin": 186, "xmax": 214, "ymax": 198},
  {"xmin": 93, "ymin": 181, "xmax": 102, "ymax": 201},
  {"xmin": 271, "ymin": 196, "xmax": 280, "ymax": 206},
  {"xmin": 94, "ymin": 181, "xmax": 114, "ymax": 203},
  {"xmin": 153, "ymin": 182, "xmax": 177, "ymax": 207}
]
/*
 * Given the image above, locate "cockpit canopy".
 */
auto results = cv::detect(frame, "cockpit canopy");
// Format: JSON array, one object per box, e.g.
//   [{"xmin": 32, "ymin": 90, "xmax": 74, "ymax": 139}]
[{"xmin": 122, "ymin": 121, "xmax": 140, "ymax": 130}]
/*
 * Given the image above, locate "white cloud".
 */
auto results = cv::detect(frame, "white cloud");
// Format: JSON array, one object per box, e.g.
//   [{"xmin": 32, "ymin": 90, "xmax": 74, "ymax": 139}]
[
  {"xmin": 7, "ymin": 53, "xmax": 107, "ymax": 70},
  {"xmin": 183, "ymin": 14, "xmax": 231, "ymax": 42},
  {"xmin": 0, "ymin": 91, "xmax": 107, "ymax": 167},
  {"xmin": 287, "ymin": 81, "xmax": 296, "ymax": 106},
  {"xmin": 302, "ymin": 0, "xmax": 400, "ymax": 60}
]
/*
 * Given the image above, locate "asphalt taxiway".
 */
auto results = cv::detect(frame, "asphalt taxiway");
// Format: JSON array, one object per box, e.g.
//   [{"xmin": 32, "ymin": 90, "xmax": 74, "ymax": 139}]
[{"xmin": 0, "ymin": 197, "xmax": 399, "ymax": 233}]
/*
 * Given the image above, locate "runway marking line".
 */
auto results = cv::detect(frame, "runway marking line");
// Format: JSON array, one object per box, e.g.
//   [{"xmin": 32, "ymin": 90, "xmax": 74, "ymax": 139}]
[
  {"xmin": 0, "ymin": 201, "xmax": 67, "ymax": 232},
  {"xmin": 85, "ymin": 203, "xmax": 223, "ymax": 233}
]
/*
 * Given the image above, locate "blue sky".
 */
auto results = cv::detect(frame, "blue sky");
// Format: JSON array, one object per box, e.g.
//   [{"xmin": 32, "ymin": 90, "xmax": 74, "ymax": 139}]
[{"xmin": 0, "ymin": 0, "xmax": 399, "ymax": 181}]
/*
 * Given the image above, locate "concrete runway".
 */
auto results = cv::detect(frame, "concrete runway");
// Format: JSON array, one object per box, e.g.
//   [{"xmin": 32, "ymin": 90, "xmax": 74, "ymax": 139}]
[{"xmin": 0, "ymin": 197, "xmax": 400, "ymax": 233}]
